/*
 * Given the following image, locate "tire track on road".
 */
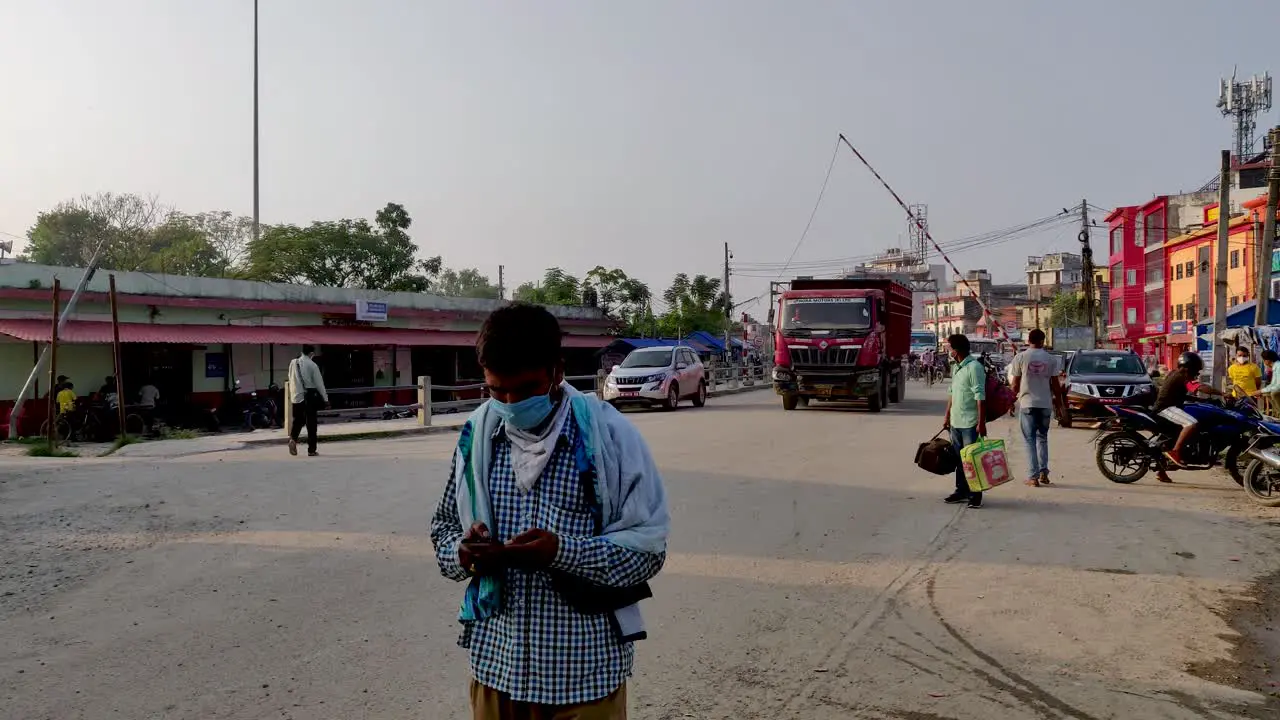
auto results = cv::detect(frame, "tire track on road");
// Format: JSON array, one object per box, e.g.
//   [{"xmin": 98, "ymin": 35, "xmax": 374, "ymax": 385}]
[{"xmin": 773, "ymin": 505, "xmax": 969, "ymax": 715}]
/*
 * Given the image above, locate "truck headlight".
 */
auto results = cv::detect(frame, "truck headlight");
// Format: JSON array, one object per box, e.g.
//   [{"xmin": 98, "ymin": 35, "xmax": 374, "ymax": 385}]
[
  {"xmin": 772, "ymin": 368, "xmax": 793, "ymax": 381},
  {"xmin": 1069, "ymin": 383, "xmax": 1094, "ymax": 396},
  {"xmin": 1135, "ymin": 383, "xmax": 1154, "ymax": 394},
  {"xmin": 857, "ymin": 373, "xmax": 878, "ymax": 385}
]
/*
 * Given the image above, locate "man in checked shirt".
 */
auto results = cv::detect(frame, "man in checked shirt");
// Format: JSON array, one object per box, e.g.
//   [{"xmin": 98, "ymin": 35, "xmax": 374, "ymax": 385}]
[{"xmin": 431, "ymin": 303, "xmax": 669, "ymax": 720}]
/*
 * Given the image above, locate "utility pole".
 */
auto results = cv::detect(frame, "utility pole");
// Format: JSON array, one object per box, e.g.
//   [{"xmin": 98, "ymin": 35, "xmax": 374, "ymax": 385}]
[
  {"xmin": 109, "ymin": 275, "xmax": 128, "ymax": 441},
  {"xmin": 1257, "ymin": 126, "xmax": 1280, "ymax": 325},
  {"xmin": 723, "ymin": 242, "xmax": 732, "ymax": 363},
  {"xmin": 497, "ymin": 265, "xmax": 505, "ymax": 300},
  {"xmin": 1079, "ymin": 199, "xmax": 1098, "ymax": 348},
  {"xmin": 45, "ymin": 280, "xmax": 61, "ymax": 446},
  {"xmin": 252, "ymin": 0, "xmax": 261, "ymax": 244},
  {"xmin": 1212, "ymin": 150, "xmax": 1232, "ymax": 390}
]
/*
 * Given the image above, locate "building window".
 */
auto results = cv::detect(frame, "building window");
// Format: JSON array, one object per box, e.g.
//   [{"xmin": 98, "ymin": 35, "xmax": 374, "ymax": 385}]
[
  {"xmin": 1126, "ymin": 269, "xmax": 1137, "ymax": 286},
  {"xmin": 1110, "ymin": 226, "xmax": 1123, "ymax": 255},
  {"xmin": 1110, "ymin": 298, "xmax": 1123, "ymax": 325},
  {"xmin": 1176, "ymin": 304, "xmax": 1184, "ymax": 320},
  {"xmin": 1126, "ymin": 307, "xmax": 1137, "ymax": 324},
  {"xmin": 1231, "ymin": 249, "xmax": 1240, "ymax": 269},
  {"xmin": 1175, "ymin": 263, "xmax": 1183, "ymax": 280},
  {"xmin": 1273, "ymin": 280, "xmax": 1280, "ymax": 300},
  {"xmin": 1144, "ymin": 253, "xmax": 1163, "ymax": 285},
  {"xmin": 1186, "ymin": 261, "xmax": 1194, "ymax": 277},
  {"xmin": 1110, "ymin": 262, "xmax": 1121, "ymax": 287},
  {"xmin": 1231, "ymin": 296, "xmax": 1239, "ymax": 307},
  {"xmin": 1144, "ymin": 209, "xmax": 1165, "ymax": 248}
]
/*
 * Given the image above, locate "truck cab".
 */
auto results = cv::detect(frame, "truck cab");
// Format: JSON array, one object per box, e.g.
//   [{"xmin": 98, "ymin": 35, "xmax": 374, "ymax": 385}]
[{"xmin": 770, "ymin": 277, "xmax": 912, "ymax": 412}]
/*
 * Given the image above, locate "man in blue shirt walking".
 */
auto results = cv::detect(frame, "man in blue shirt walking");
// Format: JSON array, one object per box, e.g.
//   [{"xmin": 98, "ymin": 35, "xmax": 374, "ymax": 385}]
[
  {"xmin": 942, "ymin": 334, "xmax": 987, "ymax": 509},
  {"xmin": 431, "ymin": 303, "xmax": 669, "ymax": 719}
]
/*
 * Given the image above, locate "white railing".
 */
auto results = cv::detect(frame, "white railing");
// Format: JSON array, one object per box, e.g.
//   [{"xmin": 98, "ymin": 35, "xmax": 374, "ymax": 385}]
[{"xmin": 285, "ymin": 364, "xmax": 773, "ymax": 429}]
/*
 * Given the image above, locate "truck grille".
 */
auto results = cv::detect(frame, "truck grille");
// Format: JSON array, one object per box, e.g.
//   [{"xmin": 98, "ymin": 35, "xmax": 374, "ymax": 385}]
[{"xmin": 789, "ymin": 346, "xmax": 858, "ymax": 368}]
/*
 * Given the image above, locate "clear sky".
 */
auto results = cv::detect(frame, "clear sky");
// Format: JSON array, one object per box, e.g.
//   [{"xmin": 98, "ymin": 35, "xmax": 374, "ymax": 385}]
[{"xmin": 1, "ymin": 0, "xmax": 1276, "ymax": 315}]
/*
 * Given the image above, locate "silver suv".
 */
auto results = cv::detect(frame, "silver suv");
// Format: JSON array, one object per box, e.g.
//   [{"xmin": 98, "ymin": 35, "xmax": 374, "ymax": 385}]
[{"xmin": 604, "ymin": 345, "xmax": 707, "ymax": 410}]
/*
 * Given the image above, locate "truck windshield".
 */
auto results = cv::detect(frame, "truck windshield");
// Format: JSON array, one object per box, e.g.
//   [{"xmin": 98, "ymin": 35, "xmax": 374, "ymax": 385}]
[
  {"xmin": 620, "ymin": 349, "xmax": 673, "ymax": 368},
  {"xmin": 781, "ymin": 298, "xmax": 871, "ymax": 330}
]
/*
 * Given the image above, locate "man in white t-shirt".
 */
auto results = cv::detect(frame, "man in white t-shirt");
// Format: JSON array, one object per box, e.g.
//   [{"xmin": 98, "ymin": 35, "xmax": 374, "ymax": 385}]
[{"xmin": 1009, "ymin": 329, "xmax": 1063, "ymax": 487}]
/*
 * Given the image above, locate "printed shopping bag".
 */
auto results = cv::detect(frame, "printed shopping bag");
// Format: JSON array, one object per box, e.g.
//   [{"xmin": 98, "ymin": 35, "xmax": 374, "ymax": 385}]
[{"xmin": 959, "ymin": 438, "xmax": 1012, "ymax": 493}]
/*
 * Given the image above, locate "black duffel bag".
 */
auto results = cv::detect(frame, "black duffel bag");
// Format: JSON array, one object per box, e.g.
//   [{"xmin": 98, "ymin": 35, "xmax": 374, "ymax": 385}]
[{"xmin": 915, "ymin": 430, "xmax": 958, "ymax": 476}]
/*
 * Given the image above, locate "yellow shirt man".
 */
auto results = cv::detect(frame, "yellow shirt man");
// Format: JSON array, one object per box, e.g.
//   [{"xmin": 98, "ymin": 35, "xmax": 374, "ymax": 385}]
[
  {"xmin": 56, "ymin": 387, "xmax": 77, "ymax": 414},
  {"xmin": 1228, "ymin": 355, "xmax": 1262, "ymax": 397}
]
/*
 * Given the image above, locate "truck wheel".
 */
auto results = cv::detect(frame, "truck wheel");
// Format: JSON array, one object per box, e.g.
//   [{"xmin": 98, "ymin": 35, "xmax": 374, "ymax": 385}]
[
  {"xmin": 664, "ymin": 383, "xmax": 680, "ymax": 411},
  {"xmin": 867, "ymin": 387, "xmax": 883, "ymax": 413},
  {"xmin": 889, "ymin": 371, "xmax": 902, "ymax": 403},
  {"xmin": 798, "ymin": 396, "xmax": 809, "ymax": 407},
  {"xmin": 897, "ymin": 373, "xmax": 906, "ymax": 402},
  {"xmin": 782, "ymin": 393, "xmax": 799, "ymax": 411}
]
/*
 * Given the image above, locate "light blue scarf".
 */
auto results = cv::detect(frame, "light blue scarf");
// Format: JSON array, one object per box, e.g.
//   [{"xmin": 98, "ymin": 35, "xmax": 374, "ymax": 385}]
[{"xmin": 452, "ymin": 382, "xmax": 669, "ymax": 625}]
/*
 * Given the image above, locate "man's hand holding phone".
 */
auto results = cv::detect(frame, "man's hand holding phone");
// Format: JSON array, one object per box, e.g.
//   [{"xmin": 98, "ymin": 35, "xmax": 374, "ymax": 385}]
[
  {"xmin": 459, "ymin": 523, "xmax": 562, "ymax": 576},
  {"xmin": 459, "ymin": 522, "xmax": 504, "ymax": 576}
]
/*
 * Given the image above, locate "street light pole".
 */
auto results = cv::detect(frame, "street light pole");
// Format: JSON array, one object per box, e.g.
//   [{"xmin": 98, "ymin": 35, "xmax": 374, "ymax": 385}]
[{"xmin": 252, "ymin": 0, "xmax": 260, "ymax": 243}]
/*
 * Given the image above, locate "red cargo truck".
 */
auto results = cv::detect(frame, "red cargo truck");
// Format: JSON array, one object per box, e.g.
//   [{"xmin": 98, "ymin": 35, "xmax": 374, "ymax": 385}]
[{"xmin": 770, "ymin": 277, "xmax": 913, "ymax": 412}]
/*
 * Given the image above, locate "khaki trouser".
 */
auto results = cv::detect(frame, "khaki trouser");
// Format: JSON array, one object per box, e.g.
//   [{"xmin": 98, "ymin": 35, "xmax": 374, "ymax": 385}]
[{"xmin": 470, "ymin": 680, "xmax": 626, "ymax": 720}]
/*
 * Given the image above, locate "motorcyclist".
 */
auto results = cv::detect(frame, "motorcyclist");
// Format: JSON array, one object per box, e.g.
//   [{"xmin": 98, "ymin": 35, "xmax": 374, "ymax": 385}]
[{"xmin": 1153, "ymin": 351, "xmax": 1225, "ymax": 479}]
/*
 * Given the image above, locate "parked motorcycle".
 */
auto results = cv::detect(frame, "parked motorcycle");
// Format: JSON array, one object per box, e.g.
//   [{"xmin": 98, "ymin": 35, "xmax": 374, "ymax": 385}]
[
  {"xmin": 1092, "ymin": 395, "xmax": 1271, "ymax": 484},
  {"xmin": 242, "ymin": 389, "xmax": 278, "ymax": 430}
]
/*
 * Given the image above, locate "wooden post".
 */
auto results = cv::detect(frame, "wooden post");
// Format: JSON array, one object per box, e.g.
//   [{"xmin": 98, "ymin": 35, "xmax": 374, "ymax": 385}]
[
  {"xmin": 45, "ymin": 279, "xmax": 61, "ymax": 445},
  {"xmin": 417, "ymin": 376, "xmax": 432, "ymax": 426},
  {"xmin": 109, "ymin": 275, "xmax": 127, "ymax": 439}
]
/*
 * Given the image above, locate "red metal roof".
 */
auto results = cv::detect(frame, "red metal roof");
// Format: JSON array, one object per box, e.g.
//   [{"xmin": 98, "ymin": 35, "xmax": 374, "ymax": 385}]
[{"xmin": 0, "ymin": 319, "xmax": 610, "ymax": 348}]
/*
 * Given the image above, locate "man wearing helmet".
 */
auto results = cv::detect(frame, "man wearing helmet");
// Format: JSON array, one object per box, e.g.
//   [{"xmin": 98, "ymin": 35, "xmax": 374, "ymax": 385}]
[{"xmin": 1153, "ymin": 351, "xmax": 1225, "ymax": 479}]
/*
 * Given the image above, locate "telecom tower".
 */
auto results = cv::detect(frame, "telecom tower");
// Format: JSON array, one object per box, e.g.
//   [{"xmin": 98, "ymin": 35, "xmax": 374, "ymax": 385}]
[
  {"xmin": 1217, "ymin": 71, "xmax": 1272, "ymax": 161},
  {"xmin": 907, "ymin": 203, "xmax": 928, "ymax": 261}
]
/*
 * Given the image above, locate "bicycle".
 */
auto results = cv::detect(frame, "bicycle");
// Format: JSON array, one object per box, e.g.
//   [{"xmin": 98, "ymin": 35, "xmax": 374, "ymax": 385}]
[{"xmin": 39, "ymin": 415, "xmax": 72, "ymax": 444}]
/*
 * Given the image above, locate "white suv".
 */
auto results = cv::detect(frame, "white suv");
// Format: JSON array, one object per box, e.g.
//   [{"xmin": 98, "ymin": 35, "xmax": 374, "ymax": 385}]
[{"xmin": 604, "ymin": 346, "xmax": 707, "ymax": 410}]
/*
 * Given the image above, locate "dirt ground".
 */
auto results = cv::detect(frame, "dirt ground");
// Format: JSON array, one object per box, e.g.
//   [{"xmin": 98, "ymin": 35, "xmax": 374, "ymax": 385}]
[{"xmin": 2, "ymin": 386, "xmax": 1279, "ymax": 719}]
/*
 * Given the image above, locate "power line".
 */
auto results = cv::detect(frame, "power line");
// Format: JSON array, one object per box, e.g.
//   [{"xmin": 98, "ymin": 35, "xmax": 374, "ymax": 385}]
[
  {"xmin": 733, "ymin": 211, "xmax": 1076, "ymax": 273},
  {"xmin": 772, "ymin": 137, "xmax": 841, "ymax": 281}
]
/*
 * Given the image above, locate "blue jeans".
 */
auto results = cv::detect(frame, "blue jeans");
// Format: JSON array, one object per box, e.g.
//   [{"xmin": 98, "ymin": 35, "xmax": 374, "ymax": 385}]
[
  {"xmin": 950, "ymin": 426, "xmax": 981, "ymax": 498},
  {"xmin": 1020, "ymin": 407, "xmax": 1052, "ymax": 479}
]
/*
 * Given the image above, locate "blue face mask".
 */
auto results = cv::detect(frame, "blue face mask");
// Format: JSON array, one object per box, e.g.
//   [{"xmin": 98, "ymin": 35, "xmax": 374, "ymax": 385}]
[{"xmin": 491, "ymin": 392, "xmax": 555, "ymax": 430}]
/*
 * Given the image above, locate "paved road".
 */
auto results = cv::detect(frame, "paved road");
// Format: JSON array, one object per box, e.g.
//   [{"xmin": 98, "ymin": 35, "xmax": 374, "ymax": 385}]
[{"xmin": 2, "ymin": 385, "xmax": 1277, "ymax": 719}]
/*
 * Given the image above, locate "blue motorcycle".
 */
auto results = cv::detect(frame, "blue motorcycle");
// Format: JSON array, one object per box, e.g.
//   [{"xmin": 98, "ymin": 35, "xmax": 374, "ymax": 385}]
[{"xmin": 1092, "ymin": 395, "xmax": 1278, "ymax": 484}]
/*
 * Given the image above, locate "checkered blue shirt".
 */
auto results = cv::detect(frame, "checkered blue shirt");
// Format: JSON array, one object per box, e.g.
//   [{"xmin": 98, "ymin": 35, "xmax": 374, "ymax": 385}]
[{"xmin": 430, "ymin": 413, "xmax": 666, "ymax": 705}]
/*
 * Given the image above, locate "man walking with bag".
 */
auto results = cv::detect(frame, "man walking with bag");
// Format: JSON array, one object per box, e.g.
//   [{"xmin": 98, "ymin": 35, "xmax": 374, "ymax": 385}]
[
  {"xmin": 1009, "ymin": 329, "xmax": 1063, "ymax": 487},
  {"xmin": 942, "ymin": 334, "xmax": 986, "ymax": 508},
  {"xmin": 288, "ymin": 345, "xmax": 329, "ymax": 457}
]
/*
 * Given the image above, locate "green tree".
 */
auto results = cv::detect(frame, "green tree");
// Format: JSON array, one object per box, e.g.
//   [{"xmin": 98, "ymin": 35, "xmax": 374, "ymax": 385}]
[
  {"xmin": 1048, "ymin": 291, "xmax": 1098, "ymax": 328},
  {"xmin": 656, "ymin": 273, "xmax": 727, "ymax": 336},
  {"xmin": 21, "ymin": 193, "xmax": 227, "ymax": 276},
  {"xmin": 514, "ymin": 267, "xmax": 581, "ymax": 305},
  {"xmin": 242, "ymin": 202, "xmax": 442, "ymax": 291},
  {"xmin": 583, "ymin": 266, "xmax": 652, "ymax": 335},
  {"xmin": 170, "ymin": 211, "xmax": 254, "ymax": 276},
  {"xmin": 435, "ymin": 267, "xmax": 500, "ymax": 299}
]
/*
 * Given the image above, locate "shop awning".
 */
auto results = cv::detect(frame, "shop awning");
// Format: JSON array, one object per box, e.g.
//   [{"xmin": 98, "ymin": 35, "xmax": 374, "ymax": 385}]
[{"xmin": 0, "ymin": 319, "xmax": 609, "ymax": 348}]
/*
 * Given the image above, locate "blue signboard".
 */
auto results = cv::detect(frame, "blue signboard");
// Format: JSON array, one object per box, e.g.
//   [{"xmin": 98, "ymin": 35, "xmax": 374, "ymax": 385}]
[
  {"xmin": 205, "ymin": 352, "xmax": 227, "ymax": 378},
  {"xmin": 1170, "ymin": 320, "xmax": 1188, "ymax": 335}
]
